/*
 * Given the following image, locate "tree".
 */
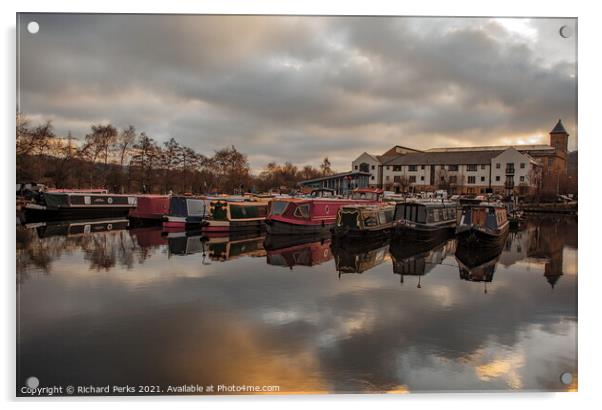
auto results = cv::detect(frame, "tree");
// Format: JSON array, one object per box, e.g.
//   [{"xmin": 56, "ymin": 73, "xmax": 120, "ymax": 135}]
[{"xmin": 320, "ymin": 157, "xmax": 333, "ymax": 176}]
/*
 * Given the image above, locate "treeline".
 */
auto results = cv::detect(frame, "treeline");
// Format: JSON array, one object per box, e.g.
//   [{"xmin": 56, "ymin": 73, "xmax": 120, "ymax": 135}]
[{"xmin": 16, "ymin": 115, "xmax": 334, "ymax": 194}]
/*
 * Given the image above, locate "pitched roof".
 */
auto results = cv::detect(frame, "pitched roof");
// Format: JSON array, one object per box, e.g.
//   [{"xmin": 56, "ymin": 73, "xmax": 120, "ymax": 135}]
[
  {"xmin": 550, "ymin": 119, "xmax": 568, "ymax": 134},
  {"xmin": 385, "ymin": 150, "xmax": 504, "ymax": 166}
]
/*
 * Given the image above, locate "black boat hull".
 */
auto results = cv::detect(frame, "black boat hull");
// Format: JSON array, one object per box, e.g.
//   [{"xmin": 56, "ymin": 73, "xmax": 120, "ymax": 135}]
[
  {"xmin": 456, "ymin": 225, "xmax": 509, "ymax": 248},
  {"xmin": 392, "ymin": 222, "xmax": 454, "ymax": 242},
  {"xmin": 265, "ymin": 219, "xmax": 333, "ymax": 235}
]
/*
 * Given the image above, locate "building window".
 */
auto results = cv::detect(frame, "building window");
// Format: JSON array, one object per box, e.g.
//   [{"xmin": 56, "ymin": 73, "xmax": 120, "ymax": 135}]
[
  {"xmin": 448, "ymin": 164, "xmax": 458, "ymax": 171},
  {"xmin": 386, "ymin": 166, "xmax": 390, "ymax": 170},
  {"xmin": 481, "ymin": 164, "xmax": 486, "ymax": 170},
  {"xmin": 394, "ymin": 176, "xmax": 401, "ymax": 183},
  {"xmin": 495, "ymin": 176, "xmax": 500, "ymax": 182},
  {"xmin": 468, "ymin": 176, "xmax": 476, "ymax": 184},
  {"xmin": 385, "ymin": 175, "xmax": 390, "ymax": 181},
  {"xmin": 393, "ymin": 165, "xmax": 402, "ymax": 172},
  {"xmin": 409, "ymin": 165, "xmax": 417, "ymax": 172},
  {"xmin": 371, "ymin": 176, "xmax": 374, "ymax": 180},
  {"xmin": 481, "ymin": 176, "xmax": 485, "ymax": 182},
  {"xmin": 421, "ymin": 165, "xmax": 425, "ymax": 170},
  {"xmin": 371, "ymin": 165, "xmax": 375, "ymax": 170},
  {"xmin": 359, "ymin": 163, "xmax": 369, "ymax": 172},
  {"xmin": 449, "ymin": 176, "xmax": 457, "ymax": 184},
  {"xmin": 520, "ymin": 162, "xmax": 525, "ymax": 169},
  {"xmin": 496, "ymin": 163, "xmax": 501, "ymax": 169},
  {"xmin": 520, "ymin": 176, "xmax": 525, "ymax": 182},
  {"xmin": 354, "ymin": 165, "xmax": 358, "ymax": 170},
  {"xmin": 467, "ymin": 164, "xmax": 478, "ymax": 172},
  {"xmin": 420, "ymin": 176, "xmax": 424, "ymax": 181},
  {"xmin": 409, "ymin": 176, "xmax": 416, "ymax": 183},
  {"xmin": 506, "ymin": 163, "xmax": 515, "ymax": 173}
]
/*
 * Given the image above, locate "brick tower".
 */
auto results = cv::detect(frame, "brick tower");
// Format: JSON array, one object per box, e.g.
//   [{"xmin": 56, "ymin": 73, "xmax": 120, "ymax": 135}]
[{"xmin": 550, "ymin": 119, "xmax": 569, "ymax": 154}]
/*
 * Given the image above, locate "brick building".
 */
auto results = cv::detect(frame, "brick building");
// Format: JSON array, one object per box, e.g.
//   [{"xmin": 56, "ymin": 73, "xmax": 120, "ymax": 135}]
[{"xmin": 351, "ymin": 119, "xmax": 570, "ymax": 196}]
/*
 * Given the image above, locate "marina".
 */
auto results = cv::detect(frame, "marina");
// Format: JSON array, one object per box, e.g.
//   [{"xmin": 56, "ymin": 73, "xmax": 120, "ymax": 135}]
[{"xmin": 16, "ymin": 215, "xmax": 577, "ymax": 393}]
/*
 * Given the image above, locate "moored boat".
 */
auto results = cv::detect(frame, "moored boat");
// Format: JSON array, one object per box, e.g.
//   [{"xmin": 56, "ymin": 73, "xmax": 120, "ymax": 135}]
[
  {"xmin": 455, "ymin": 202, "xmax": 509, "ymax": 247},
  {"xmin": 24, "ymin": 191, "xmax": 137, "ymax": 222},
  {"xmin": 332, "ymin": 204, "xmax": 395, "ymax": 238},
  {"xmin": 392, "ymin": 201, "xmax": 457, "ymax": 241},
  {"xmin": 162, "ymin": 196, "xmax": 211, "ymax": 229},
  {"xmin": 265, "ymin": 188, "xmax": 383, "ymax": 235},
  {"xmin": 129, "ymin": 195, "xmax": 170, "ymax": 222},
  {"xmin": 203, "ymin": 200, "xmax": 267, "ymax": 232}
]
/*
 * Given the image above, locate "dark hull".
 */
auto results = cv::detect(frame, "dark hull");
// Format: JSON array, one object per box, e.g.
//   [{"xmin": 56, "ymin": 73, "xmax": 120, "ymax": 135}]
[
  {"xmin": 392, "ymin": 222, "xmax": 454, "ymax": 242},
  {"xmin": 265, "ymin": 219, "xmax": 333, "ymax": 235},
  {"xmin": 24, "ymin": 206, "xmax": 132, "ymax": 223},
  {"xmin": 456, "ymin": 224, "xmax": 509, "ymax": 248}
]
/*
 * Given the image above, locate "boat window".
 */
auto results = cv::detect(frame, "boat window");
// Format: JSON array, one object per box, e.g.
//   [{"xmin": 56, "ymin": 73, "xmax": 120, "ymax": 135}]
[
  {"xmin": 294, "ymin": 204, "xmax": 310, "ymax": 218},
  {"xmin": 270, "ymin": 201, "xmax": 289, "ymax": 215},
  {"xmin": 394, "ymin": 204, "xmax": 405, "ymax": 220},
  {"xmin": 417, "ymin": 207, "xmax": 427, "ymax": 223},
  {"xmin": 433, "ymin": 208, "xmax": 440, "ymax": 222},
  {"xmin": 364, "ymin": 214, "xmax": 378, "ymax": 227}
]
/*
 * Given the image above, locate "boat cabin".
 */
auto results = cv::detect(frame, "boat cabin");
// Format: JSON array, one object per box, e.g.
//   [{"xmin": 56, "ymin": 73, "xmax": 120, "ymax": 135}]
[
  {"xmin": 336, "ymin": 204, "xmax": 395, "ymax": 232},
  {"xmin": 394, "ymin": 201, "xmax": 457, "ymax": 225},
  {"xmin": 458, "ymin": 203, "xmax": 508, "ymax": 230},
  {"xmin": 309, "ymin": 188, "xmax": 337, "ymax": 198},
  {"xmin": 350, "ymin": 188, "xmax": 384, "ymax": 202}
]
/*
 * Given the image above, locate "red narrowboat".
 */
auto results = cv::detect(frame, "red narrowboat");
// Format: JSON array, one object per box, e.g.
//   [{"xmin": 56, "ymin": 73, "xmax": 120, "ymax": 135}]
[
  {"xmin": 265, "ymin": 188, "xmax": 383, "ymax": 235},
  {"xmin": 129, "ymin": 195, "xmax": 170, "ymax": 222}
]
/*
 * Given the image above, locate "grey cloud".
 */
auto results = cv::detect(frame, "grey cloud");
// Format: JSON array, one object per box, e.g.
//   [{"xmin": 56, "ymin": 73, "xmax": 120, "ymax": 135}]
[{"xmin": 17, "ymin": 14, "xmax": 577, "ymax": 171}]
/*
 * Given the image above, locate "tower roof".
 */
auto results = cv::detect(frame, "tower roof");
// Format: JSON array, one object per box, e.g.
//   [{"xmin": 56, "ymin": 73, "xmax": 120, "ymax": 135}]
[{"xmin": 550, "ymin": 119, "xmax": 568, "ymax": 134}]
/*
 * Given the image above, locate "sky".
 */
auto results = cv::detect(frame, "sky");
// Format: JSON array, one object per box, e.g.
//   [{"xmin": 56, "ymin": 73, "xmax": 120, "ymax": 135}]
[{"xmin": 17, "ymin": 14, "xmax": 577, "ymax": 172}]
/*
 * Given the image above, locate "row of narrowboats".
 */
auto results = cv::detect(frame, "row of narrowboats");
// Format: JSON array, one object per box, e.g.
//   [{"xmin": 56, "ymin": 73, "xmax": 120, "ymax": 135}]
[{"xmin": 21, "ymin": 188, "xmax": 509, "ymax": 247}]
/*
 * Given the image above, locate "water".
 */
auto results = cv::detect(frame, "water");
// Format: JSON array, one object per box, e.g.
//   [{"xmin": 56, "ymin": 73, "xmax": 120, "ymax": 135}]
[{"xmin": 16, "ymin": 216, "xmax": 577, "ymax": 395}]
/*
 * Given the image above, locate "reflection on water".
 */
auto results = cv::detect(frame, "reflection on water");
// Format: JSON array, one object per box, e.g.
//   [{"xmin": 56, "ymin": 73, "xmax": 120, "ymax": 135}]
[{"xmin": 16, "ymin": 216, "xmax": 577, "ymax": 394}]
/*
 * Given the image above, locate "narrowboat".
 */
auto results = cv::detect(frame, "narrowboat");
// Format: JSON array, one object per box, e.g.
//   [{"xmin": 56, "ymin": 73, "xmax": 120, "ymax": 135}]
[
  {"xmin": 265, "ymin": 188, "xmax": 383, "ymax": 235},
  {"xmin": 332, "ymin": 204, "xmax": 396, "ymax": 239},
  {"xmin": 129, "ymin": 195, "xmax": 170, "ymax": 222},
  {"xmin": 331, "ymin": 237, "xmax": 390, "ymax": 275},
  {"xmin": 162, "ymin": 196, "xmax": 211, "ymax": 229},
  {"xmin": 266, "ymin": 238, "xmax": 333, "ymax": 269},
  {"xmin": 392, "ymin": 201, "xmax": 457, "ymax": 241},
  {"xmin": 26, "ymin": 218, "xmax": 129, "ymax": 238},
  {"xmin": 455, "ymin": 202, "xmax": 510, "ymax": 247},
  {"xmin": 24, "ymin": 191, "xmax": 137, "ymax": 222},
  {"xmin": 203, "ymin": 200, "xmax": 267, "ymax": 232}
]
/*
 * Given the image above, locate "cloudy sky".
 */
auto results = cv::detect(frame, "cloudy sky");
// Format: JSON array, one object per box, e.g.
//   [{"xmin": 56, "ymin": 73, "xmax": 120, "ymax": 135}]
[{"xmin": 17, "ymin": 14, "xmax": 577, "ymax": 172}]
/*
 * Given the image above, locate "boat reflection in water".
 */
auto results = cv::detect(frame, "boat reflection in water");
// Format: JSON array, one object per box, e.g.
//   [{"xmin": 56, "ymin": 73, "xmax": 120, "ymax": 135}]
[
  {"xmin": 265, "ymin": 235, "xmax": 332, "ymax": 269},
  {"xmin": 165, "ymin": 229, "xmax": 266, "ymax": 261},
  {"xmin": 26, "ymin": 218, "xmax": 130, "ymax": 238},
  {"xmin": 331, "ymin": 237, "xmax": 390, "ymax": 275},
  {"xmin": 390, "ymin": 235, "xmax": 456, "ymax": 287},
  {"xmin": 16, "ymin": 216, "xmax": 577, "ymax": 393}
]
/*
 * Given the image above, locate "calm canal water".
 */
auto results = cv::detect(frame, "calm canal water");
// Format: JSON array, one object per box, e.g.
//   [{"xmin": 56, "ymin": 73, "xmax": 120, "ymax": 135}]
[{"xmin": 16, "ymin": 216, "xmax": 577, "ymax": 395}]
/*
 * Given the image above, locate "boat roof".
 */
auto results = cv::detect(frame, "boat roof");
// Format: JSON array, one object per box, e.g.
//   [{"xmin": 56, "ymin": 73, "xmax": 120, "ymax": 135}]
[{"xmin": 396, "ymin": 200, "xmax": 457, "ymax": 208}]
